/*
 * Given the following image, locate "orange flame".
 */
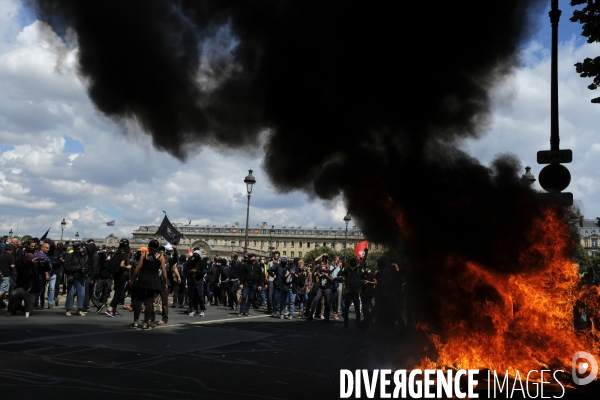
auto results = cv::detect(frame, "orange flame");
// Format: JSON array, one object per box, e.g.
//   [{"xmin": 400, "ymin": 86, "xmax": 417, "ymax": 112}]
[{"xmin": 414, "ymin": 206, "xmax": 600, "ymax": 379}]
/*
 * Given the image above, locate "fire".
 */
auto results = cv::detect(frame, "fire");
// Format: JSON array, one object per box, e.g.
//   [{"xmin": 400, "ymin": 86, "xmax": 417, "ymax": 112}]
[{"xmin": 415, "ymin": 206, "xmax": 600, "ymax": 380}]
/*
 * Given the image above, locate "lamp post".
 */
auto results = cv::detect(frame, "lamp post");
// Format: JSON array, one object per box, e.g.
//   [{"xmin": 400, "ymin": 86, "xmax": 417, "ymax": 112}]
[
  {"xmin": 243, "ymin": 169, "xmax": 256, "ymax": 257},
  {"xmin": 60, "ymin": 219, "xmax": 66, "ymax": 243},
  {"xmin": 269, "ymin": 225, "xmax": 275, "ymax": 258},
  {"xmin": 343, "ymin": 211, "xmax": 351, "ymax": 264},
  {"xmin": 9, "ymin": 229, "xmax": 12, "ymax": 238},
  {"xmin": 75, "ymin": 232, "xmax": 79, "ymax": 241}
]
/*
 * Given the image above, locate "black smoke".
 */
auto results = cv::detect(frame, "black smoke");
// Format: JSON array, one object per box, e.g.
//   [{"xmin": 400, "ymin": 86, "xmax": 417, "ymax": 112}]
[{"xmin": 27, "ymin": 1, "xmax": 571, "ymax": 320}]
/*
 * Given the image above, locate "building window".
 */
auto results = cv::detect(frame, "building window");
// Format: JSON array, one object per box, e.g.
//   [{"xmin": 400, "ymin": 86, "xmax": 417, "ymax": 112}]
[
  {"xmin": 375, "ymin": 244, "xmax": 379, "ymax": 250},
  {"xmin": 283, "ymin": 251, "xmax": 287, "ymax": 256},
  {"xmin": 276, "ymin": 241, "xmax": 280, "ymax": 247},
  {"xmin": 368, "ymin": 243, "xmax": 372, "ymax": 250},
  {"xmin": 283, "ymin": 242, "xmax": 287, "ymax": 248},
  {"xmin": 253, "ymin": 241, "xmax": 257, "ymax": 246},
  {"xmin": 593, "ymin": 251, "xmax": 598, "ymax": 257},
  {"xmin": 261, "ymin": 241, "xmax": 264, "ymax": 248},
  {"xmin": 299, "ymin": 242, "xmax": 303, "ymax": 248},
  {"xmin": 306, "ymin": 242, "xmax": 311, "ymax": 248},
  {"xmin": 291, "ymin": 242, "xmax": 295, "ymax": 248},
  {"xmin": 291, "ymin": 251, "xmax": 295, "ymax": 257},
  {"xmin": 315, "ymin": 243, "xmax": 320, "ymax": 249},
  {"xmin": 592, "ymin": 238, "xmax": 598, "ymax": 247},
  {"xmin": 213, "ymin": 239, "xmax": 217, "ymax": 245}
]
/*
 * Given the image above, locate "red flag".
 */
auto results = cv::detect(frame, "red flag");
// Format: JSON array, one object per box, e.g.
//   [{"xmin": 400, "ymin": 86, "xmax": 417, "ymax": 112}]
[{"xmin": 354, "ymin": 240, "xmax": 368, "ymax": 260}]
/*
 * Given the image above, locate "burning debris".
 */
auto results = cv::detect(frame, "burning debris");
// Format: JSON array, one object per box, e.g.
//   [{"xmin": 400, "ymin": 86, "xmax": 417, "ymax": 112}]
[{"xmin": 25, "ymin": 0, "xmax": 599, "ymax": 384}]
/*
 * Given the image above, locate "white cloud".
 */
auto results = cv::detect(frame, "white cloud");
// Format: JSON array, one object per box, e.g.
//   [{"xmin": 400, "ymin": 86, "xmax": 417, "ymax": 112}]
[
  {"xmin": 0, "ymin": 3, "xmax": 599, "ymax": 242},
  {"xmin": 462, "ymin": 37, "xmax": 600, "ymax": 218}
]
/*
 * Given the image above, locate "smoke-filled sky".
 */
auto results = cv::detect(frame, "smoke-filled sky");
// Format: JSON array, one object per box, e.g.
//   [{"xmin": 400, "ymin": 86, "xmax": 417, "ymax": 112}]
[{"xmin": 0, "ymin": 0, "xmax": 599, "ymax": 244}]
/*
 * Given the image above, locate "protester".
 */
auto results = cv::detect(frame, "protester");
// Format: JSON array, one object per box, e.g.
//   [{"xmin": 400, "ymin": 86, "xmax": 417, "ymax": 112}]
[
  {"xmin": 129, "ymin": 239, "xmax": 168, "ymax": 330},
  {"xmin": 0, "ymin": 244, "xmax": 16, "ymax": 309},
  {"xmin": 7, "ymin": 252, "xmax": 51, "ymax": 317},
  {"xmin": 172, "ymin": 254, "xmax": 186, "ymax": 308},
  {"xmin": 306, "ymin": 254, "xmax": 333, "ymax": 322},
  {"xmin": 279, "ymin": 258, "xmax": 298, "ymax": 319},
  {"xmin": 340, "ymin": 258, "xmax": 362, "ymax": 329},
  {"xmin": 228, "ymin": 252, "xmax": 241, "ymax": 311},
  {"xmin": 84, "ymin": 239, "xmax": 101, "ymax": 311},
  {"xmin": 104, "ymin": 239, "xmax": 131, "ymax": 317},
  {"xmin": 63, "ymin": 241, "xmax": 88, "ymax": 316},
  {"xmin": 239, "ymin": 253, "xmax": 264, "ymax": 316},
  {"xmin": 267, "ymin": 254, "xmax": 287, "ymax": 317},
  {"xmin": 47, "ymin": 242, "xmax": 65, "ymax": 309}
]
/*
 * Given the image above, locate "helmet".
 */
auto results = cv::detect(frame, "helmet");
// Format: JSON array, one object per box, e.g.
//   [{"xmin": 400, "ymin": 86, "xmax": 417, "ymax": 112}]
[
  {"xmin": 72, "ymin": 241, "xmax": 83, "ymax": 248},
  {"xmin": 119, "ymin": 238, "xmax": 129, "ymax": 247}
]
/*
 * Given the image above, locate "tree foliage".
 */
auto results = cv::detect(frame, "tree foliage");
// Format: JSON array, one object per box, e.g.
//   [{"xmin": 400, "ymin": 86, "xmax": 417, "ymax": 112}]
[
  {"xmin": 571, "ymin": 0, "xmax": 600, "ymax": 103},
  {"xmin": 299, "ymin": 242, "xmax": 406, "ymax": 268},
  {"xmin": 572, "ymin": 242, "xmax": 600, "ymax": 273}
]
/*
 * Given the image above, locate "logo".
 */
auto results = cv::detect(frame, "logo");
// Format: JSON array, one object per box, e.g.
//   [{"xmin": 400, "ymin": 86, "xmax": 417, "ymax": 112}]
[{"xmin": 572, "ymin": 351, "xmax": 598, "ymax": 386}]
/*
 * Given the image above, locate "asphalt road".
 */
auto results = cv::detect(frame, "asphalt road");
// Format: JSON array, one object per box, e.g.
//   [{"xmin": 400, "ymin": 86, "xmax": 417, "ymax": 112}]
[{"xmin": 0, "ymin": 300, "xmax": 598, "ymax": 399}]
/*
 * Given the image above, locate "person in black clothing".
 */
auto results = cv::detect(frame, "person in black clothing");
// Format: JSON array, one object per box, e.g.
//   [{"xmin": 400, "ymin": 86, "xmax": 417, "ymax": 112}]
[
  {"xmin": 0, "ymin": 244, "xmax": 16, "ymax": 309},
  {"xmin": 306, "ymin": 256, "xmax": 334, "ymax": 321},
  {"xmin": 129, "ymin": 239, "xmax": 168, "ymax": 330},
  {"xmin": 105, "ymin": 239, "xmax": 131, "ymax": 317},
  {"xmin": 214, "ymin": 258, "xmax": 229, "ymax": 307},
  {"xmin": 63, "ymin": 241, "xmax": 89, "ymax": 316},
  {"xmin": 239, "ymin": 254, "xmax": 264, "ymax": 316},
  {"xmin": 172, "ymin": 253, "xmax": 186, "ymax": 308},
  {"xmin": 267, "ymin": 255, "xmax": 288, "ymax": 317},
  {"xmin": 359, "ymin": 259, "xmax": 377, "ymax": 324},
  {"xmin": 48, "ymin": 242, "xmax": 65, "ymax": 309},
  {"xmin": 279, "ymin": 260, "xmax": 299, "ymax": 319},
  {"xmin": 208, "ymin": 257, "xmax": 221, "ymax": 305},
  {"xmin": 361, "ymin": 256, "xmax": 406, "ymax": 333},
  {"xmin": 7, "ymin": 252, "xmax": 51, "ymax": 317},
  {"xmin": 228, "ymin": 252, "xmax": 242, "ymax": 311},
  {"xmin": 84, "ymin": 240, "xmax": 101, "ymax": 311},
  {"xmin": 184, "ymin": 250, "xmax": 207, "ymax": 316},
  {"xmin": 340, "ymin": 258, "xmax": 363, "ymax": 329},
  {"xmin": 94, "ymin": 251, "xmax": 112, "ymax": 313}
]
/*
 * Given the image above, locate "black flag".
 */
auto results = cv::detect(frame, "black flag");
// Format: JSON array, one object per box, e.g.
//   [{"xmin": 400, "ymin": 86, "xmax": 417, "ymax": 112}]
[
  {"xmin": 40, "ymin": 227, "xmax": 50, "ymax": 241},
  {"xmin": 156, "ymin": 215, "xmax": 182, "ymax": 244}
]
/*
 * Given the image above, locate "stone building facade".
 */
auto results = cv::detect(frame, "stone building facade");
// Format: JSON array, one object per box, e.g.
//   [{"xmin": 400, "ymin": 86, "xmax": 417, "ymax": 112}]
[{"xmin": 131, "ymin": 221, "xmax": 385, "ymax": 258}]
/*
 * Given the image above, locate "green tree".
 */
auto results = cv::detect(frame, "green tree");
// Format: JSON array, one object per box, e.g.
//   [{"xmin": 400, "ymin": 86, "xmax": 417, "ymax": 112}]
[
  {"xmin": 571, "ymin": 0, "xmax": 600, "ymax": 103},
  {"xmin": 573, "ymin": 242, "xmax": 592, "ymax": 273},
  {"xmin": 300, "ymin": 246, "xmax": 337, "ymax": 265}
]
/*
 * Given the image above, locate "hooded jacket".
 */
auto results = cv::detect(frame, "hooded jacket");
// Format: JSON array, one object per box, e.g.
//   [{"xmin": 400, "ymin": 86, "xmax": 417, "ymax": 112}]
[{"xmin": 241, "ymin": 260, "xmax": 265, "ymax": 286}]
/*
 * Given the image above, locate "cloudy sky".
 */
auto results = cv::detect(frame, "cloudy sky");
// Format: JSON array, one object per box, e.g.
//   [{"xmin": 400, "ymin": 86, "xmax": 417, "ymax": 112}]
[{"xmin": 0, "ymin": 0, "xmax": 598, "ymax": 241}]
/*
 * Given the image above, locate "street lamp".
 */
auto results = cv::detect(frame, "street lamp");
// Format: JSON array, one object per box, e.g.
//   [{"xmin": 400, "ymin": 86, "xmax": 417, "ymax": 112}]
[
  {"xmin": 343, "ymin": 211, "xmax": 351, "ymax": 264},
  {"xmin": 75, "ymin": 231, "xmax": 79, "ymax": 241},
  {"xmin": 9, "ymin": 229, "xmax": 12, "ymax": 238},
  {"xmin": 270, "ymin": 225, "xmax": 275, "ymax": 258},
  {"xmin": 60, "ymin": 219, "xmax": 66, "ymax": 243},
  {"xmin": 243, "ymin": 169, "xmax": 256, "ymax": 257}
]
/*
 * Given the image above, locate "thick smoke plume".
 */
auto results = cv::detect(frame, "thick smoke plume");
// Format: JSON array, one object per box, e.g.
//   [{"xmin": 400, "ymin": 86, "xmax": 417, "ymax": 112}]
[{"xmin": 28, "ymin": 0, "xmax": 571, "ymax": 323}]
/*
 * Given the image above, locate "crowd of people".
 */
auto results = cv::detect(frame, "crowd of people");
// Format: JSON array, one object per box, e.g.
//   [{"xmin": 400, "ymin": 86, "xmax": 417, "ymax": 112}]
[{"xmin": 0, "ymin": 235, "xmax": 417, "ymax": 332}]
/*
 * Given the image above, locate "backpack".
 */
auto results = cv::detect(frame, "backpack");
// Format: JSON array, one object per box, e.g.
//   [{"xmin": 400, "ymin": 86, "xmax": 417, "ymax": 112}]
[{"xmin": 347, "ymin": 267, "xmax": 361, "ymax": 291}]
